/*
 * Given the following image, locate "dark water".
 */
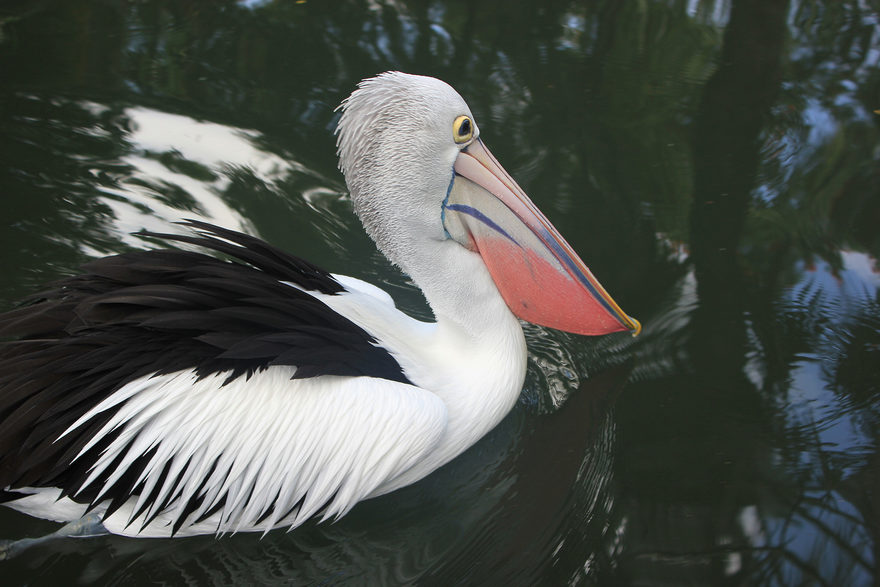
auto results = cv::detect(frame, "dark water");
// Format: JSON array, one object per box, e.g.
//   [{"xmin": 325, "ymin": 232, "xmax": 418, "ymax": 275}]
[{"xmin": 1, "ymin": 0, "xmax": 878, "ymax": 584}]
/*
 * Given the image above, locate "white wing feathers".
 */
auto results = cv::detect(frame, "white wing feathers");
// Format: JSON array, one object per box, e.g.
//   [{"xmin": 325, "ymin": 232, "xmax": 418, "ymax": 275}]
[{"xmin": 58, "ymin": 367, "xmax": 447, "ymax": 537}]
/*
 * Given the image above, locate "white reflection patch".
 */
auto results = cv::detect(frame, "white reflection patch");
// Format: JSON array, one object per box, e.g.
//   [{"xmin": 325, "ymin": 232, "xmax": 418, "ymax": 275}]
[
  {"xmin": 88, "ymin": 106, "xmax": 312, "ymax": 247},
  {"xmin": 124, "ymin": 107, "xmax": 295, "ymax": 185}
]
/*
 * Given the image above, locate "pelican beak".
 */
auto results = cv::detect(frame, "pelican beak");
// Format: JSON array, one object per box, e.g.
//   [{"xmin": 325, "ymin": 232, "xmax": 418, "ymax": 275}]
[{"xmin": 443, "ymin": 139, "xmax": 640, "ymax": 336}]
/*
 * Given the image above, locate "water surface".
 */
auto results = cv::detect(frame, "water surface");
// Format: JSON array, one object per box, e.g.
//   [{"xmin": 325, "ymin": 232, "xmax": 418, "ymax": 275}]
[{"xmin": 1, "ymin": 0, "xmax": 878, "ymax": 584}]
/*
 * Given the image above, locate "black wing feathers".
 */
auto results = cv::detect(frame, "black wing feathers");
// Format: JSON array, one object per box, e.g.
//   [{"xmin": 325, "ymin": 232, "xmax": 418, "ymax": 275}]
[{"xmin": 0, "ymin": 220, "xmax": 410, "ymax": 510}]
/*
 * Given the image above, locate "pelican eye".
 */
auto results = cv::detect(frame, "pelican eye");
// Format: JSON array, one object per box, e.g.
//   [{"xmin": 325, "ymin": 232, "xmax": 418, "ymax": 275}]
[{"xmin": 453, "ymin": 115, "xmax": 474, "ymax": 144}]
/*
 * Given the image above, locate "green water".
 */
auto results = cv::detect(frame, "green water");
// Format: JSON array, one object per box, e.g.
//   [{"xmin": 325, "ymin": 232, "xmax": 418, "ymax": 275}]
[{"xmin": 1, "ymin": 0, "xmax": 878, "ymax": 584}]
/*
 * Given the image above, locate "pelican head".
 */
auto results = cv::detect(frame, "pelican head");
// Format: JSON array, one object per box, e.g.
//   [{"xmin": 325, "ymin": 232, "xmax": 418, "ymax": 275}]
[{"xmin": 337, "ymin": 72, "xmax": 639, "ymax": 336}]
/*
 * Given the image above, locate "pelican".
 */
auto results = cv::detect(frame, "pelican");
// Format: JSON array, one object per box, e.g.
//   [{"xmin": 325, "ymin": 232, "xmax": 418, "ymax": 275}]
[{"xmin": 0, "ymin": 72, "xmax": 639, "ymax": 539}]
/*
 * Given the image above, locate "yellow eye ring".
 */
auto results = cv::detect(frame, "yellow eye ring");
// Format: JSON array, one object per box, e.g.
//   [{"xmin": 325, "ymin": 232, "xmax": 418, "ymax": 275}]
[{"xmin": 452, "ymin": 115, "xmax": 474, "ymax": 144}]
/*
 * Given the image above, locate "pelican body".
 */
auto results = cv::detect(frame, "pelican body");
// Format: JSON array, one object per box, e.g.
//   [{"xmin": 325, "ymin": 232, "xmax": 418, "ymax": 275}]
[{"xmin": 0, "ymin": 73, "xmax": 639, "ymax": 538}]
